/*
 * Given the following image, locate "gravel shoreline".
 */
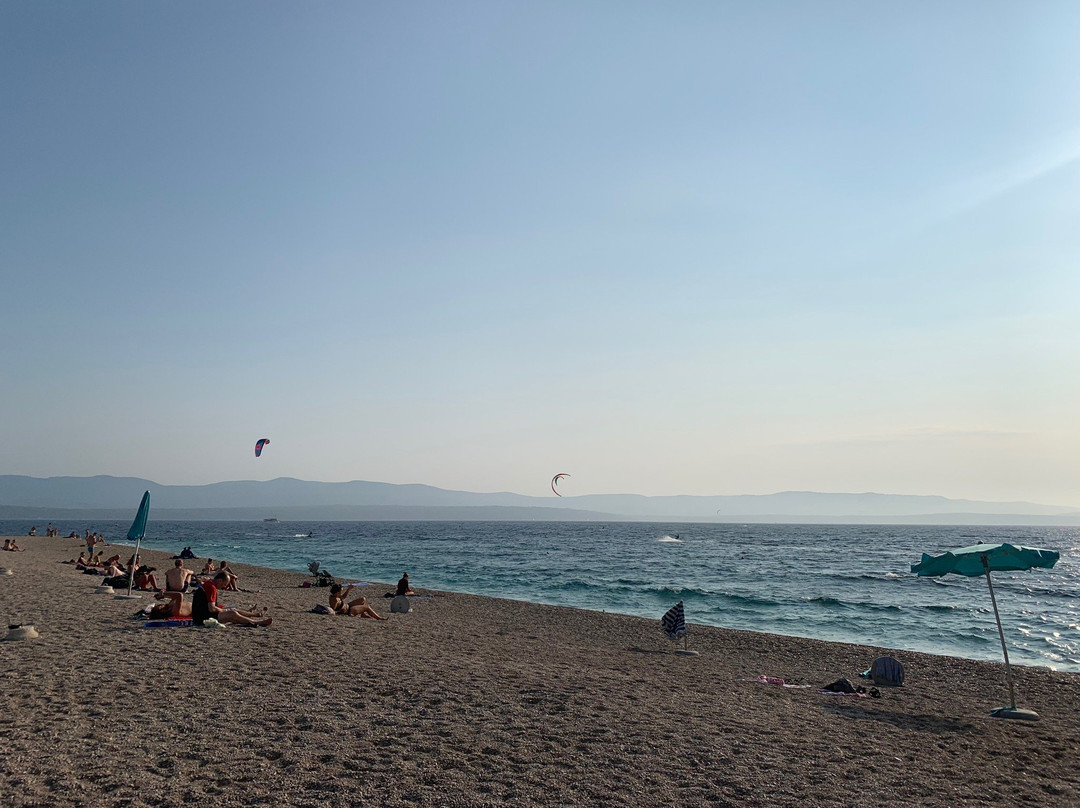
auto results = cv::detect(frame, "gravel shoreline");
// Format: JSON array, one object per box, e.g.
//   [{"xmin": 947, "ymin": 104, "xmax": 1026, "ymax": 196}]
[{"xmin": 1, "ymin": 535, "xmax": 1078, "ymax": 807}]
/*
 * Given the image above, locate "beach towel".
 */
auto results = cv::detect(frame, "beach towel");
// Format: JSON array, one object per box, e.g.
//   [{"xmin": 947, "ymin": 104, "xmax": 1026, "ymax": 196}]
[
  {"xmin": 861, "ymin": 656, "xmax": 904, "ymax": 686},
  {"xmin": 816, "ymin": 688, "xmax": 870, "ymax": 698},
  {"xmin": 144, "ymin": 619, "xmax": 193, "ymax": 628},
  {"xmin": 748, "ymin": 675, "xmax": 812, "ymax": 689}
]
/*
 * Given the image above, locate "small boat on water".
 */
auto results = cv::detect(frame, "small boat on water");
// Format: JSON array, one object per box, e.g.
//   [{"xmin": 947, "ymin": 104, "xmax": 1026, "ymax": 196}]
[{"xmin": 263, "ymin": 518, "xmax": 279, "ymax": 523}]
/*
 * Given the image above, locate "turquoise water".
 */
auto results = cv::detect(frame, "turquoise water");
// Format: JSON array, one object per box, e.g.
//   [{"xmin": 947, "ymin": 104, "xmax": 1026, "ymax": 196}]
[{"xmin": 11, "ymin": 520, "xmax": 1079, "ymax": 672}]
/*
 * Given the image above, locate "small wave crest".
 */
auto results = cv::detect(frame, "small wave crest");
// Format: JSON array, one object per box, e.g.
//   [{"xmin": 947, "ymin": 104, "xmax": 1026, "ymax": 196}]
[{"xmin": 658, "ymin": 536, "xmax": 683, "ymax": 543}]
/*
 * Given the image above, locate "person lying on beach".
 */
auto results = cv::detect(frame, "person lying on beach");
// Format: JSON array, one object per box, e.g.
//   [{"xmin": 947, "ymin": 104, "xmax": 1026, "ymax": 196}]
[
  {"xmin": 63, "ymin": 552, "xmax": 88, "ymax": 566},
  {"xmin": 149, "ymin": 591, "xmax": 192, "ymax": 620},
  {"xmin": 165, "ymin": 560, "xmax": 193, "ymax": 592},
  {"xmin": 192, "ymin": 572, "xmax": 272, "ymax": 627},
  {"xmin": 218, "ymin": 561, "xmax": 239, "ymax": 591},
  {"xmin": 329, "ymin": 584, "xmax": 388, "ymax": 619}
]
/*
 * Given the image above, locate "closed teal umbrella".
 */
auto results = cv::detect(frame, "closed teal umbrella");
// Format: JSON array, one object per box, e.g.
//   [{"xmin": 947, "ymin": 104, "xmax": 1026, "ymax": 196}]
[
  {"xmin": 118, "ymin": 491, "xmax": 151, "ymax": 599},
  {"xmin": 911, "ymin": 542, "xmax": 1060, "ymax": 720}
]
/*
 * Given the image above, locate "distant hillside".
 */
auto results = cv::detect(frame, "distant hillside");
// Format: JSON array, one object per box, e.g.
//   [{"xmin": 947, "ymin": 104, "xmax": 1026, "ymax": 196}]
[{"xmin": 1, "ymin": 475, "xmax": 1078, "ymax": 524}]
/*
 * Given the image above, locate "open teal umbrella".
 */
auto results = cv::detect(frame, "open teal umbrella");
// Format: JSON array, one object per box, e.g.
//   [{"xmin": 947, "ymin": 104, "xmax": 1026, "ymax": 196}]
[
  {"xmin": 116, "ymin": 490, "xmax": 151, "ymax": 600},
  {"xmin": 911, "ymin": 542, "xmax": 1059, "ymax": 720}
]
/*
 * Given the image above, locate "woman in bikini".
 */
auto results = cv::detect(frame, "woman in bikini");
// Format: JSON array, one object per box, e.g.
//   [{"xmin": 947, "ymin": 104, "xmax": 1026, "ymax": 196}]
[{"xmin": 328, "ymin": 584, "xmax": 388, "ymax": 620}]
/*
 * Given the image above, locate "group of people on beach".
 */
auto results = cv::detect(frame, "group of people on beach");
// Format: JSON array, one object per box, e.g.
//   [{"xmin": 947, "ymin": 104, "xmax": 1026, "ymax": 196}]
[
  {"xmin": 149, "ymin": 563, "xmax": 272, "ymax": 627},
  {"xmin": 46, "ymin": 530, "xmax": 415, "ymax": 629}
]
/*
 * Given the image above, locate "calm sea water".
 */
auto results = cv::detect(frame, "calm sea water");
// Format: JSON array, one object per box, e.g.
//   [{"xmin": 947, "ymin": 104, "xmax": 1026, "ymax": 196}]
[{"xmin": 6, "ymin": 520, "xmax": 1078, "ymax": 672}]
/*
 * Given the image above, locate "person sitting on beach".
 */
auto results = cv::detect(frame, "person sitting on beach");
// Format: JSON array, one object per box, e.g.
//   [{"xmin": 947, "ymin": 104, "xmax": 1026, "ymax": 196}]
[
  {"xmin": 27, "ymin": 526, "xmax": 37, "ymax": 536},
  {"xmin": 127, "ymin": 553, "xmax": 142, "ymax": 572},
  {"xmin": 201, "ymin": 559, "xmax": 217, "ymax": 576},
  {"xmin": 134, "ymin": 565, "xmax": 160, "ymax": 591},
  {"xmin": 67, "ymin": 531, "xmax": 78, "ymax": 539},
  {"xmin": 329, "ymin": 584, "xmax": 388, "ymax": 619},
  {"xmin": 2, "ymin": 539, "xmax": 22, "ymax": 552},
  {"xmin": 178, "ymin": 547, "xmax": 196, "ymax": 560},
  {"xmin": 397, "ymin": 572, "xmax": 414, "ymax": 596},
  {"xmin": 165, "ymin": 559, "xmax": 193, "ymax": 592},
  {"xmin": 191, "ymin": 572, "xmax": 272, "ymax": 627},
  {"xmin": 104, "ymin": 559, "xmax": 126, "ymax": 578},
  {"xmin": 218, "ymin": 561, "xmax": 239, "ymax": 591},
  {"xmin": 64, "ymin": 552, "xmax": 88, "ymax": 566},
  {"xmin": 148, "ymin": 591, "xmax": 192, "ymax": 620}
]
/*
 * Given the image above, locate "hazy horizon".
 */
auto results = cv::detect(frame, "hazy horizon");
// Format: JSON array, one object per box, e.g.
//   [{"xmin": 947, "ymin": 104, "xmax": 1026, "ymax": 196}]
[{"xmin": 4, "ymin": 3, "xmax": 1079, "ymax": 505}]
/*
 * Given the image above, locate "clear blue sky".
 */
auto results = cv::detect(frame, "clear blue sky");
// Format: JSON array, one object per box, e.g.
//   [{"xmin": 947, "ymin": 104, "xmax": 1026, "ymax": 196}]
[{"xmin": 3, "ymin": 1, "xmax": 1079, "ymax": 504}]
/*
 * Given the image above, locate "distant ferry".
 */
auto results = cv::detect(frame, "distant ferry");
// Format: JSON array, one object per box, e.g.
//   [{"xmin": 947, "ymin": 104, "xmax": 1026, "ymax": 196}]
[{"xmin": 263, "ymin": 518, "xmax": 279, "ymax": 523}]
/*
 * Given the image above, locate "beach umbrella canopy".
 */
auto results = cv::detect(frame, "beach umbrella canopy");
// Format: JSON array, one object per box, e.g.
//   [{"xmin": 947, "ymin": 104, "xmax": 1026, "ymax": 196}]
[
  {"xmin": 119, "ymin": 491, "xmax": 151, "ymax": 599},
  {"xmin": 911, "ymin": 542, "xmax": 1059, "ymax": 720},
  {"xmin": 126, "ymin": 490, "xmax": 151, "ymax": 544}
]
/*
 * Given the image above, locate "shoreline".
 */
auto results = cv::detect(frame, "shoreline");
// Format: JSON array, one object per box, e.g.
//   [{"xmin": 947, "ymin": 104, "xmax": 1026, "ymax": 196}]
[{"xmin": 2, "ymin": 534, "xmax": 1079, "ymax": 806}]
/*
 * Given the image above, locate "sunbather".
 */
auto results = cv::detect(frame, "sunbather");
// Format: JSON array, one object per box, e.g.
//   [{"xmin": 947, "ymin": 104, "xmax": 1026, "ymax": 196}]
[
  {"xmin": 134, "ymin": 566, "xmax": 160, "ymax": 591},
  {"xmin": 218, "ymin": 561, "xmax": 239, "ymax": 591},
  {"xmin": 192, "ymin": 572, "xmax": 272, "ymax": 627},
  {"xmin": 165, "ymin": 560, "xmax": 193, "ymax": 592},
  {"xmin": 149, "ymin": 591, "xmax": 192, "ymax": 619},
  {"xmin": 329, "ymin": 584, "xmax": 388, "ymax": 619}
]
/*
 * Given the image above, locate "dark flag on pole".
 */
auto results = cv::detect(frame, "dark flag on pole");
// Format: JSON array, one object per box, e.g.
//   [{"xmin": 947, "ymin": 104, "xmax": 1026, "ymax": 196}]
[{"xmin": 661, "ymin": 601, "xmax": 686, "ymax": 640}]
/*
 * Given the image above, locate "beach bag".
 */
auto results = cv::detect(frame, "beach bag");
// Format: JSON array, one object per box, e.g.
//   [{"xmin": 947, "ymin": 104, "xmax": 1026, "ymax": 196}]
[
  {"xmin": 312, "ymin": 604, "xmax": 334, "ymax": 615},
  {"xmin": 822, "ymin": 677, "xmax": 856, "ymax": 693},
  {"xmin": 191, "ymin": 587, "xmax": 211, "ymax": 626},
  {"xmin": 862, "ymin": 656, "xmax": 904, "ymax": 687}
]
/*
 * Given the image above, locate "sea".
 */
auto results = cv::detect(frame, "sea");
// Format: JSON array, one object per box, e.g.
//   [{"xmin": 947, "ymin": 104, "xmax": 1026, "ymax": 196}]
[{"xmin": 5, "ymin": 520, "xmax": 1078, "ymax": 673}]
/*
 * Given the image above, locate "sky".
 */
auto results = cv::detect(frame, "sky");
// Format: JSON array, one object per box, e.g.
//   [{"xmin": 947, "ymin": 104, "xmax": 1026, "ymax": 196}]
[{"xmin": 2, "ymin": 1, "xmax": 1080, "ymax": 504}]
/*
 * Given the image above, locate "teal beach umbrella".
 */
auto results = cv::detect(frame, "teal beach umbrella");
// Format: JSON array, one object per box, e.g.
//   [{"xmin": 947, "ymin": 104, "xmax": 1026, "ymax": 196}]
[
  {"xmin": 911, "ymin": 542, "xmax": 1060, "ymax": 720},
  {"xmin": 118, "ymin": 491, "xmax": 151, "ymax": 599}
]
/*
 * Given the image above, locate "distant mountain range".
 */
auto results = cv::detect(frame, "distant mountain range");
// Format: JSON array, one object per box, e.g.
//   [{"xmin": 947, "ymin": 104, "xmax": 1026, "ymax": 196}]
[{"xmin": 1, "ymin": 475, "xmax": 1079, "ymax": 525}]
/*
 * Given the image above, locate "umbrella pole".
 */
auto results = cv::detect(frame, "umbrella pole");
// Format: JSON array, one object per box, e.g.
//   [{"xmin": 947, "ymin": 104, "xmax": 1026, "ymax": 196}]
[{"xmin": 983, "ymin": 567, "xmax": 1016, "ymax": 710}]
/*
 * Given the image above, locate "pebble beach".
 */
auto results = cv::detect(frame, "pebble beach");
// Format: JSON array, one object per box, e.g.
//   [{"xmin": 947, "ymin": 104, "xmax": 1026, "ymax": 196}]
[{"xmin": 1, "ymin": 535, "xmax": 1078, "ymax": 808}]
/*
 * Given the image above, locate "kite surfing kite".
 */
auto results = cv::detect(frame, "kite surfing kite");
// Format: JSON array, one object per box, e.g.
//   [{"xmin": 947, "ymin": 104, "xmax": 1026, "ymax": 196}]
[
  {"xmin": 255, "ymin": 438, "xmax": 270, "ymax": 458},
  {"xmin": 551, "ymin": 473, "xmax": 571, "ymax": 496}
]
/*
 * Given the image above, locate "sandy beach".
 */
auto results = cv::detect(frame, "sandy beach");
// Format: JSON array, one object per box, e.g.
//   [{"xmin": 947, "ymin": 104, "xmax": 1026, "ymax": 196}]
[{"xmin": 1, "ymin": 534, "xmax": 1077, "ymax": 808}]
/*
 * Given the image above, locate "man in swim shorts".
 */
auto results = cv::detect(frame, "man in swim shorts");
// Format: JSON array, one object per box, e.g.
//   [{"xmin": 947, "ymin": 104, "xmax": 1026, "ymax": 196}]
[{"xmin": 165, "ymin": 559, "xmax": 193, "ymax": 592}]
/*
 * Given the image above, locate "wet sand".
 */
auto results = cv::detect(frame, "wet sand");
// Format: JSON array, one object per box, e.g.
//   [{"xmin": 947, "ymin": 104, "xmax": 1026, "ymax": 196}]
[{"xmin": 1, "ymin": 535, "xmax": 1078, "ymax": 807}]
